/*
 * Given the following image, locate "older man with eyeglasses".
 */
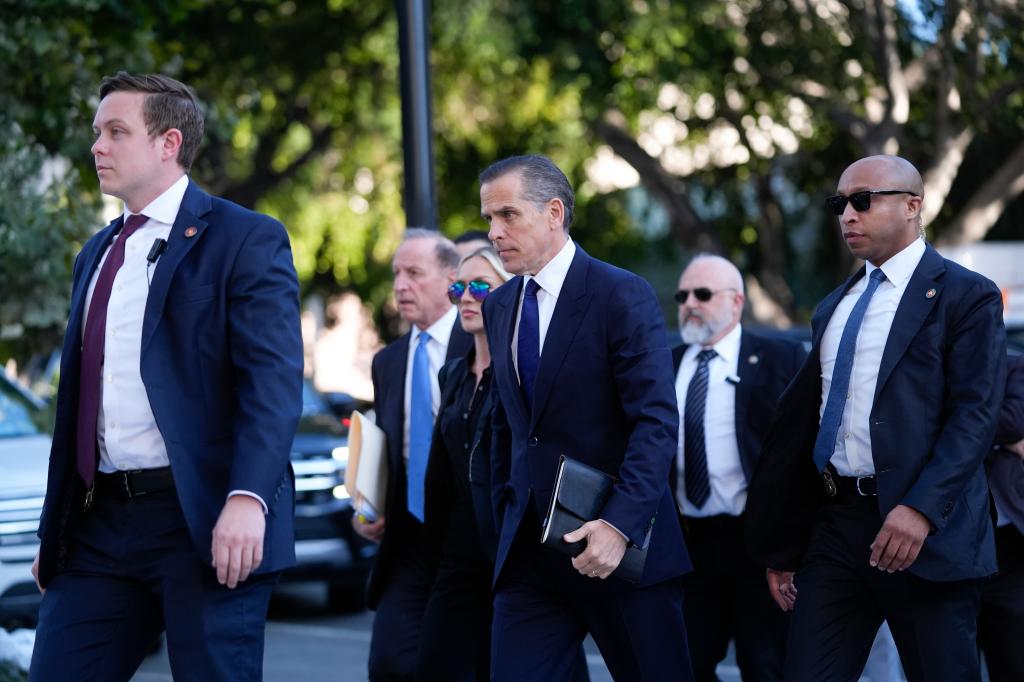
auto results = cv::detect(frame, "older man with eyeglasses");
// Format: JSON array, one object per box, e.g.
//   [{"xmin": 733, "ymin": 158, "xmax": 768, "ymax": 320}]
[
  {"xmin": 745, "ymin": 155, "xmax": 1006, "ymax": 682},
  {"xmin": 670, "ymin": 254, "xmax": 806, "ymax": 681}
]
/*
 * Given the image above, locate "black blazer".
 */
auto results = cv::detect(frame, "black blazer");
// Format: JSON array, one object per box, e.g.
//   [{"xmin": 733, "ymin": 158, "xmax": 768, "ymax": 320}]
[
  {"xmin": 987, "ymin": 352, "xmax": 1024, "ymax": 535},
  {"xmin": 423, "ymin": 354, "xmax": 499, "ymax": 563},
  {"xmin": 669, "ymin": 329, "xmax": 807, "ymax": 493},
  {"xmin": 365, "ymin": 318, "xmax": 473, "ymax": 608},
  {"xmin": 746, "ymin": 245, "xmax": 1006, "ymax": 581}
]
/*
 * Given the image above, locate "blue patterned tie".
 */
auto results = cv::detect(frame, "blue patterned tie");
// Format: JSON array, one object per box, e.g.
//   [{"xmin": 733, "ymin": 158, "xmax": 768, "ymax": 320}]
[
  {"xmin": 518, "ymin": 278, "xmax": 541, "ymax": 408},
  {"xmin": 812, "ymin": 268, "xmax": 887, "ymax": 472},
  {"xmin": 684, "ymin": 349, "xmax": 717, "ymax": 508},
  {"xmin": 407, "ymin": 331, "xmax": 432, "ymax": 521}
]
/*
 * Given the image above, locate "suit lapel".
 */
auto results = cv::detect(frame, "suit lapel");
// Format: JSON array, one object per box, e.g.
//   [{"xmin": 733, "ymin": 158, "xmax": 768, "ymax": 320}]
[
  {"xmin": 530, "ymin": 248, "xmax": 592, "ymax": 425},
  {"xmin": 141, "ymin": 181, "xmax": 211, "ymax": 354},
  {"xmin": 874, "ymin": 246, "xmax": 944, "ymax": 402},
  {"xmin": 66, "ymin": 220, "xmax": 120, "ymax": 350},
  {"xmin": 734, "ymin": 331, "xmax": 760, "ymax": 476},
  {"xmin": 493, "ymin": 277, "xmax": 530, "ymax": 425}
]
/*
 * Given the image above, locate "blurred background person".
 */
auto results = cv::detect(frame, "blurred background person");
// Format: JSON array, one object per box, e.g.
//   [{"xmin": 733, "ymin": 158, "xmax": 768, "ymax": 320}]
[
  {"xmin": 356, "ymin": 230, "xmax": 472, "ymax": 682},
  {"xmin": 453, "ymin": 230, "xmax": 492, "ymax": 258},
  {"xmin": 980, "ymin": 351, "xmax": 1024, "ymax": 682},
  {"xmin": 670, "ymin": 254, "xmax": 805, "ymax": 681}
]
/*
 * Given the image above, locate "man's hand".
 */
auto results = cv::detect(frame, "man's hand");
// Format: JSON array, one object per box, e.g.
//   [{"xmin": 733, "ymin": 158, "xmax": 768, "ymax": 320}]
[
  {"xmin": 352, "ymin": 514, "xmax": 386, "ymax": 543},
  {"xmin": 31, "ymin": 551, "xmax": 44, "ymax": 594},
  {"xmin": 211, "ymin": 495, "xmax": 266, "ymax": 589},
  {"xmin": 869, "ymin": 504, "xmax": 930, "ymax": 572},
  {"xmin": 766, "ymin": 569, "xmax": 796, "ymax": 611},
  {"xmin": 1006, "ymin": 438, "xmax": 1024, "ymax": 460},
  {"xmin": 565, "ymin": 520, "xmax": 627, "ymax": 580}
]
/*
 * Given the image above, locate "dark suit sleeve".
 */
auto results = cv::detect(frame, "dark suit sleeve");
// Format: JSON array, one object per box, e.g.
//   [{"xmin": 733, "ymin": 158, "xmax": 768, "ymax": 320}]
[
  {"xmin": 901, "ymin": 280, "xmax": 1007, "ymax": 530},
  {"xmin": 600, "ymin": 276, "xmax": 679, "ymax": 545},
  {"xmin": 225, "ymin": 217, "xmax": 304, "ymax": 501},
  {"xmin": 490, "ymin": 392, "xmax": 512, "ymax": 531},
  {"xmin": 995, "ymin": 354, "xmax": 1024, "ymax": 447}
]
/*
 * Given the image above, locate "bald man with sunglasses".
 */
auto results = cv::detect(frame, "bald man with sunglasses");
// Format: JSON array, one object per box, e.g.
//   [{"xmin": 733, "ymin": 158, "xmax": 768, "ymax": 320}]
[
  {"xmin": 670, "ymin": 255, "xmax": 806, "ymax": 681},
  {"xmin": 746, "ymin": 155, "xmax": 1006, "ymax": 681}
]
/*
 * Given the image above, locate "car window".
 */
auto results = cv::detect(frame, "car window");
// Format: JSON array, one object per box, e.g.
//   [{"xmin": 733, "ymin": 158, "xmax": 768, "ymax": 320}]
[
  {"xmin": 0, "ymin": 380, "xmax": 41, "ymax": 437},
  {"xmin": 302, "ymin": 381, "xmax": 331, "ymax": 417}
]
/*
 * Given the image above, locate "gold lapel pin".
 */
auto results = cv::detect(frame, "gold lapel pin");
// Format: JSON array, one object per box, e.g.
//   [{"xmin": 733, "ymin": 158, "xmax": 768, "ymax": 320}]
[
  {"xmin": 925, "ymin": 288, "xmax": 936, "ymax": 299},
  {"xmin": 185, "ymin": 226, "xmax": 198, "ymax": 238}
]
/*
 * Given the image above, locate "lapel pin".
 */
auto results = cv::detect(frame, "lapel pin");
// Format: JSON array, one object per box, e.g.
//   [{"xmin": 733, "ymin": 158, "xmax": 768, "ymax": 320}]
[
  {"xmin": 185, "ymin": 226, "xmax": 198, "ymax": 238},
  {"xmin": 925, "ymin": 288, "xmax": 936, "ymax": 299},
  {"xmin": 748, "ymin": 355, "xmax": 759, "ymax": 365}
]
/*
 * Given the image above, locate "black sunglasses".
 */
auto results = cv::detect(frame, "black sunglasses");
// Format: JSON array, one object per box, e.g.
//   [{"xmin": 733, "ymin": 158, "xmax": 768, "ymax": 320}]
[
  {"xmin": 674, "ymin": 287, "xmax": 735, "ymax": 304},
  {"xmin": 447, "ymin": 279, "xmax": 493, "ymax": 303},
  {"xmin": 826, "ymin": 189, "xmax": 918, "ymax": 215}
]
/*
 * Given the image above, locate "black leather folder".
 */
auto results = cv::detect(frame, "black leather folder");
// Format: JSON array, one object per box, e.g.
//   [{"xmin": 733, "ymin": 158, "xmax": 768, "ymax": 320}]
[{"xmin": 539, "ymin": 455, "xmax": 650, "ymax": 583}]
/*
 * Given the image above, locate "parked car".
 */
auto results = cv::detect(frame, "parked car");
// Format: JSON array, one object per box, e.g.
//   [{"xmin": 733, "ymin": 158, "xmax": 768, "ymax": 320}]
[
  {"xmin": 0, "ymin": 375, "xmax": 48, "ymax": 627},
  {"xmin": 285, "ymin": 380, "xmax": 376, "ymax": 611}
]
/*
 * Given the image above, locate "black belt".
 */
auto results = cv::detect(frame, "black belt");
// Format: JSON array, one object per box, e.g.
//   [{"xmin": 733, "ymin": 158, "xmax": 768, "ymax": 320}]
[
  {"xmin": 823, "ymin": 465, "xmax": 877, "ymax": 499},
  {"xmin": 94, "ymin": 466, "xmax": 176, "ymax": 500}
]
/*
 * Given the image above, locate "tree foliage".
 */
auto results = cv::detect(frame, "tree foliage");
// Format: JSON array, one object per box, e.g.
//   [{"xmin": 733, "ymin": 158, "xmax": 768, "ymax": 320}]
[{"xmin": 2, "ymin": 0, "xmax": 1021, "ymax": 367}]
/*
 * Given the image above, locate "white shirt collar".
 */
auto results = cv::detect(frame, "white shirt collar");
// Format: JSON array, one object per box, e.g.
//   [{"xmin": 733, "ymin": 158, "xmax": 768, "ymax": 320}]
[
  {"xmin": 866, "ymin": 237, "xmax": 925, "ymax": 288},
  {"xmin": 412, "ymin": 305, "xmax": 457, "ymax": 347},
  {"xmin": 123, "ymin": 174, "xmax": 189, "ymax": 226},
  {"xmin": 528, "ymin": 238, "xmax": 576, "ymax": 297}
]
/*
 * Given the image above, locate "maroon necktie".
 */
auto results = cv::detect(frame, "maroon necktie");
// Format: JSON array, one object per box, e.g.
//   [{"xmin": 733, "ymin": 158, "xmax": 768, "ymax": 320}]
[{"xmin": 75, "ymin": 213, "xmax": 148, "ymax": 488}]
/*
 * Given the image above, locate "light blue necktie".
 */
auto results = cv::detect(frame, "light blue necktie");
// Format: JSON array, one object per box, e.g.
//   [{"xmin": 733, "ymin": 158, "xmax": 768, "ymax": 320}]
[
  {"xmin": 812, "ymin": 268, "xmax": 887, "ymax": 472},
  {"xmin": 407, "ymin": 331, "xmax": 432, "ymax": 521}
]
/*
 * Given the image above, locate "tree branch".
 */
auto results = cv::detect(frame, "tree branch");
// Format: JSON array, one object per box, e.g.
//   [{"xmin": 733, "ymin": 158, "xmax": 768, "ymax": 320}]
[{"xmin": 936, "ymin": 140, "xmax": 1024, "ymax": 247}]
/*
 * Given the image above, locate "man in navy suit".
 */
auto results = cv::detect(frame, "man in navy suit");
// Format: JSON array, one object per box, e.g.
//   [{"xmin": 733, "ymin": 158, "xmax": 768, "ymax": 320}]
[
  {"xmin": 745, "ymin": 155, "xmax": 1006, "ymax": 681},
  {"xmin": 30, "ymin": 72, "xmax": 303, "ymax": 680},
  {"xmin": 354, "ymin": 229, "xmax": 472, "ymax": 680},
  {"xmin": 979, "ymin": 352, "xmax": 1024, "ymax": 681},
  {"xmin": 671, "ymin": 255, "xmax": 805, "ymax": 681},
  {"xmin": 480, "ymin": 155, "xmax": 694, "ymax": 681}
]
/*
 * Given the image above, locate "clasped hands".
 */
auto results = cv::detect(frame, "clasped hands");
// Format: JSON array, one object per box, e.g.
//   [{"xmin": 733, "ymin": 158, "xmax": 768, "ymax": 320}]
[
  {"xmin": 767, "ymin": 503, "xmax": 930, "ymax": 612},
  {"xmin": 564, "ymin": 519, "xmax": 627, "ymax": 580}
]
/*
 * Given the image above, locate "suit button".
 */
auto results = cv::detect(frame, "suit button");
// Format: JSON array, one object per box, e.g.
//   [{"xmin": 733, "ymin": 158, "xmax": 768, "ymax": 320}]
[{"xmin": 528, "ymin": 436, "xmax": 539, "ymax": 447}]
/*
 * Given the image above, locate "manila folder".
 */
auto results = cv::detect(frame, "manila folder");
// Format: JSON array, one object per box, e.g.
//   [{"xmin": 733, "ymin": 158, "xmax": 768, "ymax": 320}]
[{"xmin": 346, "ymin": 410, "xmax": 388, "ymax": 520}]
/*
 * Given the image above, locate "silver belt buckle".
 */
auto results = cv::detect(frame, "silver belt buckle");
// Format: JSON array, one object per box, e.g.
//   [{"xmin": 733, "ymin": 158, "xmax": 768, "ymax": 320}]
[{"xmin": 855, "ymin": 477, "xmax": 871, "ymax": 496}]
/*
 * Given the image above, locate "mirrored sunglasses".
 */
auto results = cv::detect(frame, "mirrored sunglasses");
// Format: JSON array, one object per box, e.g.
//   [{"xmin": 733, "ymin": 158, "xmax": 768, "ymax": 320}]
[
  {"xmin": 448, "ymin": 279, "xmax": 493, "ymax": 303},
  {"xmin": 674, "ymin": 287, "xmax": 734, "ymax": 304},
  {"xmin": 826, "ymin": 189, "xmax": 918, "ymax": 215}
]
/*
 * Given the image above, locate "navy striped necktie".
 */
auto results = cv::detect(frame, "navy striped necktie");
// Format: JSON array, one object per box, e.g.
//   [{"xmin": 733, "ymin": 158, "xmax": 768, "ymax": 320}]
[{"xmin": 684, "ymin": 348, "xmax": 718, "ymax": 508}]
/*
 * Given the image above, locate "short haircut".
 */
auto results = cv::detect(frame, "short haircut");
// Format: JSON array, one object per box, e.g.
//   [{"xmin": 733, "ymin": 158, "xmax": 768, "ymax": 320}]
[
  {"xmin": 453, "ymin": 229, "xmax": 490, "ymax": 245},
  {"xmin": 403, "ymin": 228, "xmax": 460, "ymax": 271},
  {"xmin": 479, "ymin": 155, "xmax": 575, "ymax": 231},
  {"xmin": 99, "ymin": 71, "xmax": 205, "ymax": 172}
]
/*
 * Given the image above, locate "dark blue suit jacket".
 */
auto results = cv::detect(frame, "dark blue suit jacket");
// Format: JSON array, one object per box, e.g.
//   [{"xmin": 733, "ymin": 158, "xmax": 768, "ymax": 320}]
[
  {"xmin": 746, "ymin": 245, "xmax": 1006, "ymax": 581},
  {"xmin": 483, "ymin": 246, "xmax": 690, "ymax": 590},
  {"xmin": 670, "ymin": 331, "xmax": 807, "ymax": 491},
  {"xmin": 988, "ymin": 353, "xmax": 1024, "ymax": 535},
  {"xmin": 365, "ymin": 319, "xmax": 472, "ymax": 608},
  {"xmin": 37, "ymin": 180, "xmax": 304, "ymax": 587}
]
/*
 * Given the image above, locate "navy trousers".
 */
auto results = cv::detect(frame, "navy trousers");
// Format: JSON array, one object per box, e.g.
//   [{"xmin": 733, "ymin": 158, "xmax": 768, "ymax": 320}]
[
  {"xmin": 979, "ymin": 524, "xmax": 1024, "ymax": 682},
  {"xmin": 785, "ymin": 493, "xmax": 983, "ymax": 682},
  {"xmin": 490, "ymin": 511, "xmax": 693, "ymax": 682},
  {"xmin": 30, "ymin": 487, "xmax": 278, "ymax": 682}
]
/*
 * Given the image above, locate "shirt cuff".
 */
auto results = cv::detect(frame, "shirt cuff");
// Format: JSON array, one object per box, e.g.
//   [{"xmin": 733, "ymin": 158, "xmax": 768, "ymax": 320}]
[
  {"xmin": 228, "ymin": 490, "xmax": 268, "ymax": 515},
  {"xmin": 598, "ymin": 518, "xmax": 629, "ymax": 543}
]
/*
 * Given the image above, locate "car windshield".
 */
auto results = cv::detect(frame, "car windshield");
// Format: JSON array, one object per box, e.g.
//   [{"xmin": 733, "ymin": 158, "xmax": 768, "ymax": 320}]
[{"xmin": 0, "ymin": 379, "xmax": 41, "ymax": 438}]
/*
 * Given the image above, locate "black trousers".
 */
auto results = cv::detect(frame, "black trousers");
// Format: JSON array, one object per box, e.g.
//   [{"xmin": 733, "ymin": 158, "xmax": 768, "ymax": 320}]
[
  {"xmin": 681, "ymin": 514, "xmax": 788, "ymax": 682},
  {"xmin": 979, "ymin": 524, "xmax": 1024, "ymax": 682},
  {"xmin": 785, "ymin": 493, "xmax": 983, "ymax": 682}
]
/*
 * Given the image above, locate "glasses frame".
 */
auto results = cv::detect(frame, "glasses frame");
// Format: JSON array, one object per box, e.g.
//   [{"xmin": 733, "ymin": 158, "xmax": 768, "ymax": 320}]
[
  {"xmin": 674, "ymin": 287, "xmax": 736, "ymax": 304},
  {"xmin": 447, "ymin": 279, "xmax": 493, "ymax": 304},
  {"xmin": 826, "ymin": 189, "xmax": 919, "ymax": 215}
]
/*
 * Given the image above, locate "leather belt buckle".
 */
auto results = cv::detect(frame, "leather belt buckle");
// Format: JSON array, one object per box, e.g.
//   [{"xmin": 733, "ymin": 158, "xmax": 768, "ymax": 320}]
[
  {"xmin": 121, "ymin": 470, "xmax": 147, "ymax": 499},
  {"xmin": 822, "ymin": 469, "xmax": 838, "ymax": 498},
  {"xmin": 855, "ymin": 476, "xmax": 876, "ymax": 497}
]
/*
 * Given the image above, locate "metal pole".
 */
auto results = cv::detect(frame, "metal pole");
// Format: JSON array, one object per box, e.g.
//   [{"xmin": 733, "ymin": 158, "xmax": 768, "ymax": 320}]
[{"xmin": 395, "ymin": 0, "xmax": 437, "ymax": 231}]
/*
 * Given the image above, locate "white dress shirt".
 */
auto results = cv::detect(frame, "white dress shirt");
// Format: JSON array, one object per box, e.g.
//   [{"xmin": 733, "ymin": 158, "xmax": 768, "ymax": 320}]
[
  {"xmin": 675, "ymin": 323, "xmax": 747, "ymax": 517},
  {"xmin": 511, "ymin": 238, "xmax": 576, "ymax": 379},
  {"xmin": 402, "ymin": 305, "xmax": 457, "ymax": 462},
  {"xmin": 820, "ymin": 238, "xmax": 926, "ymax": 476},
  {"xmin": 85, "ymin": 175, "xmax": 185, "ymax": 474}
]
